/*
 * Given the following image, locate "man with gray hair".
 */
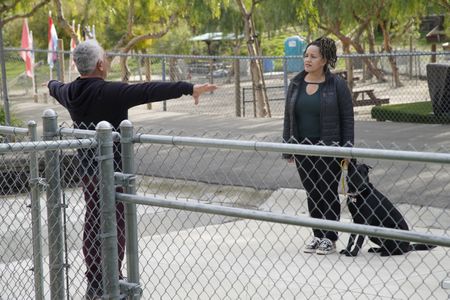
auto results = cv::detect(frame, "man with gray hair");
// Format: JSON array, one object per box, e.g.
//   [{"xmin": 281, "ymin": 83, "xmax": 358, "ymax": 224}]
[{"xmin": 47, "ymin": 39, "xmax": 216, "ymax": 299}]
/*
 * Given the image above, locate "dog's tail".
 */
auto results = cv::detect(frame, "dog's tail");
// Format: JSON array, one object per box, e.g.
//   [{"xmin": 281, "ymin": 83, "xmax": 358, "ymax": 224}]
[{"xmin": 409, "ymin": 244, "xmax": 436, "ymax": 251}]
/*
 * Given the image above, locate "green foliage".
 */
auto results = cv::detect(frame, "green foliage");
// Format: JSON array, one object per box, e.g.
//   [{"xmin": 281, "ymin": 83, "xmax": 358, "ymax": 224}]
[
  {"xmin": 1, "ymin": 0, "xmax": 448, "ymax": 56},
  {"xmin": 0, "ymin": 106, "xmax": 23, "ymax": 127},
  {"xmin": 150, "ymin": 20, "xmax": 193, "ymax": 55},
  {"xmin": 371, "ymin": 101, "xmax": 450, "ymax": 124}
]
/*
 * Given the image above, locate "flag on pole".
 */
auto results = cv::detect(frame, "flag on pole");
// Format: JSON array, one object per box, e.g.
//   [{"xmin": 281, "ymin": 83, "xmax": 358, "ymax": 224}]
[
  {"xmin": 20, "ymin": 18, "xmax": 33, "ymax": 78},
  {"xmin": 76, "ymin": 23, "xmax": 82, "ymax": 42},
  {"xmin": 68, "ymin": 20, "xmax": 77, "ymax": 80},
  {"xmin": 48, "ymin": 12, "xmax": 58, "ymax": 68}
]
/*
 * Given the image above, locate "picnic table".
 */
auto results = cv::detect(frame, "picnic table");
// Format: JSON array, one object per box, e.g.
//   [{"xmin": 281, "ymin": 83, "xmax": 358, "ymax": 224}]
[{"xmin": 352, "ymin": 88, "xmax": 389, "ymax": 107}]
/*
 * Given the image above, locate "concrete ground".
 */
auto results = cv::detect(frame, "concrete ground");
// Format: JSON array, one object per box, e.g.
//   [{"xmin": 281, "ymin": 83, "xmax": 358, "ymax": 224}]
[{"xmin": 0, "ymin": 184, "xmax": 449, "ymax": 299}]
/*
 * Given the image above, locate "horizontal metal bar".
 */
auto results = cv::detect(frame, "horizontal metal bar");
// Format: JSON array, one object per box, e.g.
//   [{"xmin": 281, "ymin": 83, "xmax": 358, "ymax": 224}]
[
  {"xmin": 58, "ymin": 127, "xmax": 121, "ymax": 141},
  {"xmin": 0, "ymin": 139, "xmax": 96, "ymax": 154},
  {"xmin": 0, "ymin": 125, "xmax": 29, "ymax": 136},
  {"xmin": 134, "ymin": 134, "xmax": 450, "ymax": 164},
  {"xmin": 58, "ymin": 128, "xmax": 96, "ymax": 138},
  {"xmin": 5, "ymin": 47, "xmax": 450, "ymax": 60},
  {"xmin": 116, "ymin": 193, "xmax": 450, "ymax": 248}
]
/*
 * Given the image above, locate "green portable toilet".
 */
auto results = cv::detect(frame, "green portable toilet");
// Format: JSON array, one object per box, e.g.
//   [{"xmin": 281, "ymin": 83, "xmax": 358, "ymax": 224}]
[{"xmin": 284, "ymin": 36, "xmax": 306, "ymax": 73}]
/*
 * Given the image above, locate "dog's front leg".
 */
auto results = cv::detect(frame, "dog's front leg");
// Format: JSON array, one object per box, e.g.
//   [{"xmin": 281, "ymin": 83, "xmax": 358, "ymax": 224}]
[
  {"xmin": 349, "ymin": 235, "xmax": 366, "ymax": 256},
  {"xmin": 340, "ymin": 234, "xmax": 357, "ymax": 256}
]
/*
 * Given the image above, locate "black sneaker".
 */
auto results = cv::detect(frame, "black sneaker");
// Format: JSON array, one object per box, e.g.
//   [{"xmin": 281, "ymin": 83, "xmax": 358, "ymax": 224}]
[
  {"xmin": 316, "ymin": 238, "xmax": 336, "ymax": 255},
  {"xmin": 303, "ymin": 237, "xmax": 321, "ymax": 253}
]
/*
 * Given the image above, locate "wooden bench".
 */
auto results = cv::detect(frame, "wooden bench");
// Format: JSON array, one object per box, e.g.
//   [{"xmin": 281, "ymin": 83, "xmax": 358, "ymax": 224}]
[{"xmin": 352, "ymin": 88, "xmax": 389, "ymax": 107}]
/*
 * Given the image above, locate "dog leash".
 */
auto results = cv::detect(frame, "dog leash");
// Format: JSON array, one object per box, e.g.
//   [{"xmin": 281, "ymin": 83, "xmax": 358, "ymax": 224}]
[{"xmin": 340, "ymin": 159, "xmax": 348, "ymax": 197}]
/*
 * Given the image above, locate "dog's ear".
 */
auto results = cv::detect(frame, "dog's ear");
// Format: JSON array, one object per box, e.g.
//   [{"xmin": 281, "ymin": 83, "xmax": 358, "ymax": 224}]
[{"xmin": 361, "ymin": 164, "xmax": 372, "ymax": 174}]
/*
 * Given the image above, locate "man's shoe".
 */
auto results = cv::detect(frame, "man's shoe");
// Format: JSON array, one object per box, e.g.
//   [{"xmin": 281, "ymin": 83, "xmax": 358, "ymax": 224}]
[
  {"xmin": 303, "ymin": 237, "xmax": 321, "ymax": 253},
  {"xmin": 316, "ymin": 238, "xmax": 336, "ymax": 255}
]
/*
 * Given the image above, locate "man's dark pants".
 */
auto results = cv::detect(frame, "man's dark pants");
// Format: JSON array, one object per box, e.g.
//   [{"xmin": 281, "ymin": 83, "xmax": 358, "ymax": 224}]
[{"xmin": 81, "ymin": 175, "xmax": 126, "ymax": 289}]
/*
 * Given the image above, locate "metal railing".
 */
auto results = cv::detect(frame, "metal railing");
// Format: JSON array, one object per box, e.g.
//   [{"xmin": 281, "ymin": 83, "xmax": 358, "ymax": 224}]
[{"xmin": 0, "ymin": 109, "xmax": 449, "ymax": 299}]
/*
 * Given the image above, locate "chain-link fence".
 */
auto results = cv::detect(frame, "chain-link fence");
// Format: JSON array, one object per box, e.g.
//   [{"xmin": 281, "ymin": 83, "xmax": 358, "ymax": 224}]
[
  {"xmin": 2, "ymin": 48, "xmax": 450, "ymax": 122},
  {"xmin": 0, "ymin": 110, "xmax": 450, "ymax": 299}
]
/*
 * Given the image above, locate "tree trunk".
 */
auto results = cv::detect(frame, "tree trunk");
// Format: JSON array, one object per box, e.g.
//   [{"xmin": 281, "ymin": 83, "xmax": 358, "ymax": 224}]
[
  {"xmin": 351, "ymin": 41, "xmax": 386, "ymax": 82},
  {"xmin": 380, "ymin": 20, "xmax": 402, "ymax": 87},
  {"xmin": 236, "ymin": 0, "xmax": 270, "ymax": 118},
  {"xmin": 365, "ymin": 23, "xmax": 377, "ymax": 80},
  {"xmin": 120, "ymin": 56, "xmax": 130, "ymax": 83},
  {"xmin": 329, "ymin": 26, "xmax": 386, "ymax": 83},
  {"xmin": 341, "ymin": 39, "xmax": 354, "ymax": 90}
]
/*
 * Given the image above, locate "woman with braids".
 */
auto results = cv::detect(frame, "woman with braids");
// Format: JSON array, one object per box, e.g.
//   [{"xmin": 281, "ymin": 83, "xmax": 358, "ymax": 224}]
[{"xmin": 282, "ymin": 37, "xmax": 354, "ymax": 255}]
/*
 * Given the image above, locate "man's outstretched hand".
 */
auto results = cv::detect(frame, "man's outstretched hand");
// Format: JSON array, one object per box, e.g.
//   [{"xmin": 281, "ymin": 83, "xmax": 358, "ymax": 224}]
[{"xmin": 192, "ymin": 83, "xmax": 218, "ymax": 105}]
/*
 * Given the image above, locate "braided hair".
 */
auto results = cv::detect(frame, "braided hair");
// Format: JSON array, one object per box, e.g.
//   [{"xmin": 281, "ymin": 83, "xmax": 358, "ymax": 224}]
[{"xmin": 304, "ymin": 36, "xmax": 337, "ymax": 71}]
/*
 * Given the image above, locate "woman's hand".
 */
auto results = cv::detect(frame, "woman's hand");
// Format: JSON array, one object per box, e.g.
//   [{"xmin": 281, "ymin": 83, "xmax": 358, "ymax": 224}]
[{"xmin": 192, "ymin": 83, "xmax": 218, "ymax": 105}]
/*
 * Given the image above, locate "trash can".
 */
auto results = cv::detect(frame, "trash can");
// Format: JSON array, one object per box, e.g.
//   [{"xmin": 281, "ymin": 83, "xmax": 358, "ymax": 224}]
[
  {"xmin": 284, "ymin": 36, "xmax": 306, "ymax": 73},
  {"xmin": 427, "ymin": 63, "xmax": 450, "ymax": 116}
]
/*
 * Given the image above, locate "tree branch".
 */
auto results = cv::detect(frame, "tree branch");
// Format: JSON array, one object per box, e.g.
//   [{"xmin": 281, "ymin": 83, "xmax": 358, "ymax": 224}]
[
  {"xmin": 53, "ymin": 0, "xmax": 79, "ymax": 44},
  {"xmin": 0, "ymin": 0, "xmax": 22, "ymax": 14},
  {"xmin": 114, "ymin": 13, "xmax": 177, "ymax": 54},
  {"xmin": 1, "ymin": 0, "xmax": 50, "ymax": 27},
  {"xmin": 127, "ymin": 0, "xmax": 134, "ymax": 37},
  {"xmin": 235, "ymin": 0, "xmax": 249, "ymax": 19}
]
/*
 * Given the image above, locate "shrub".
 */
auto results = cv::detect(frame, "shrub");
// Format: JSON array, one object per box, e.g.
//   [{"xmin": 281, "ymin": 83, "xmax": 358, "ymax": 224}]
[{"xmin": 371, "ymin": 101, "xmax": 450, "ymax": 124}]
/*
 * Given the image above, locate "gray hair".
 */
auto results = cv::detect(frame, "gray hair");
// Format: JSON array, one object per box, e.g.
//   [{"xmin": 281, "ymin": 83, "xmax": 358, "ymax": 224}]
[{"xmin": 73, "ymin": 40, "xmax": 105, "ymax": 75}]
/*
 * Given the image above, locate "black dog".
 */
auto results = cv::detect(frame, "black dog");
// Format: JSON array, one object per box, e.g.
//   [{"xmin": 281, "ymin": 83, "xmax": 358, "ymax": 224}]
[{"xmin": 340, "ymin": 162, "xmax": 436, "ymax": 257}]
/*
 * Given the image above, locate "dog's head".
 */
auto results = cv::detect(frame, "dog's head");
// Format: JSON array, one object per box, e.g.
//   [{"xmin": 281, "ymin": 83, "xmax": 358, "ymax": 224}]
[{"xmin": 347, "ymin": 162, "xmax": 372, "ymax": 195}]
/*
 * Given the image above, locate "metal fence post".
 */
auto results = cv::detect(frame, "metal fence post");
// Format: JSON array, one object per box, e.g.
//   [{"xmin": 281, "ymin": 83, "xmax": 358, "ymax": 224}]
[
  {"xmin": 0, "ymin": 27, "xmax": 11, "ymax": 126},
  {"xmin": 162, "ymin": 58, "xmax": 167, "ymax": 111},
  {"xmin": 42, "ymin": 109, "xmax": 65, "ymax": 300},
  {"xmin": 283, "ymin": 57, "xmax": 288, "ymax": 98},
  {"xmin": 28, "ymin": 120, "xmax": 44, "ymax": 300},
  {"xmin": 96, "ymin": 121, "xmax": 120, "ymax": 299},
  {"xmin": 120, "ymin": 120, "xmax": 140, "ymax": 299}
]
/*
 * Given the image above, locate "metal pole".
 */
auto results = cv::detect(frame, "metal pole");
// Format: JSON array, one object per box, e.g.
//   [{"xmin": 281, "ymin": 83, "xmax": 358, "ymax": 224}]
[
  {"xmin": 135, "ymin": 134, "xmax": 450, "ymax": 164},
  {"xmin": 162, "ymin": 58, "xmax": 166, "ymax": 111},
  {"xmin": 96, "ymin": 121, "xmax": 120, "ymax": 299},
  {"xmin": 116, "ymin": 193, "xmax": 450, "ymax": 248},
  {"xmin": 28, "ymin": 120, "xmax": 44, "ymax": 300},
  {"xmin": 42, "ymin": 109, "xmax": 65, "ymax": 300},
  {"xmin": 0, "ymin": 26, "xmax": 11, "ymax": 126},
  {"xmin": 120, "ymin": 120, "xmax": 140, "ymax": 299},
  {"xmin": 283, "ymin": 57, "xmax": 288, "ymax": 98},
  {"xmin": 57, "ymin": 39, "xmax": 65, "ymax": 83},
  {"xmin": 242, "ymin": 87, "xmax": 246, "ymax": 117},
  {"xmin": 234, "ymin": 59, "xmax": 241, "ymax": 117}
]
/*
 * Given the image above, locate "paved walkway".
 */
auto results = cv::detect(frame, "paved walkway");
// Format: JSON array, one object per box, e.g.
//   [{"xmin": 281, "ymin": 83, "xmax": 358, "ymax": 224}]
[
  {"xmin": 9, "ymin": 99, "xmax": 450, "ymax": 150},
  {"xmin": 1, "ymin": 185, "xmax": 449, "ymax": 299}
]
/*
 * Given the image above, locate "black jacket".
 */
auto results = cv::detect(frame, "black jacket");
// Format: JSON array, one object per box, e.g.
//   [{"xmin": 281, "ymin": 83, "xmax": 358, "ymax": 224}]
[
  {"xmin": 48, "ymin": 77, "xmax": 193, "ymax": 129},
  {"xmin": 48, "ymin": 77, "xmax": 194, "ymax": 173},
  {"xmin": 282, "ymin": 70, "xmax": 354, "ymax": 158}
]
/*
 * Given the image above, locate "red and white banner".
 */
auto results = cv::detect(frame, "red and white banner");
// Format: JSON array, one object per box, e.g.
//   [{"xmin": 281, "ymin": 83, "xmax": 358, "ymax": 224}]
[{"xmin": 20, "ymin": 18, "xmax": 34, "ymax": 78}]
